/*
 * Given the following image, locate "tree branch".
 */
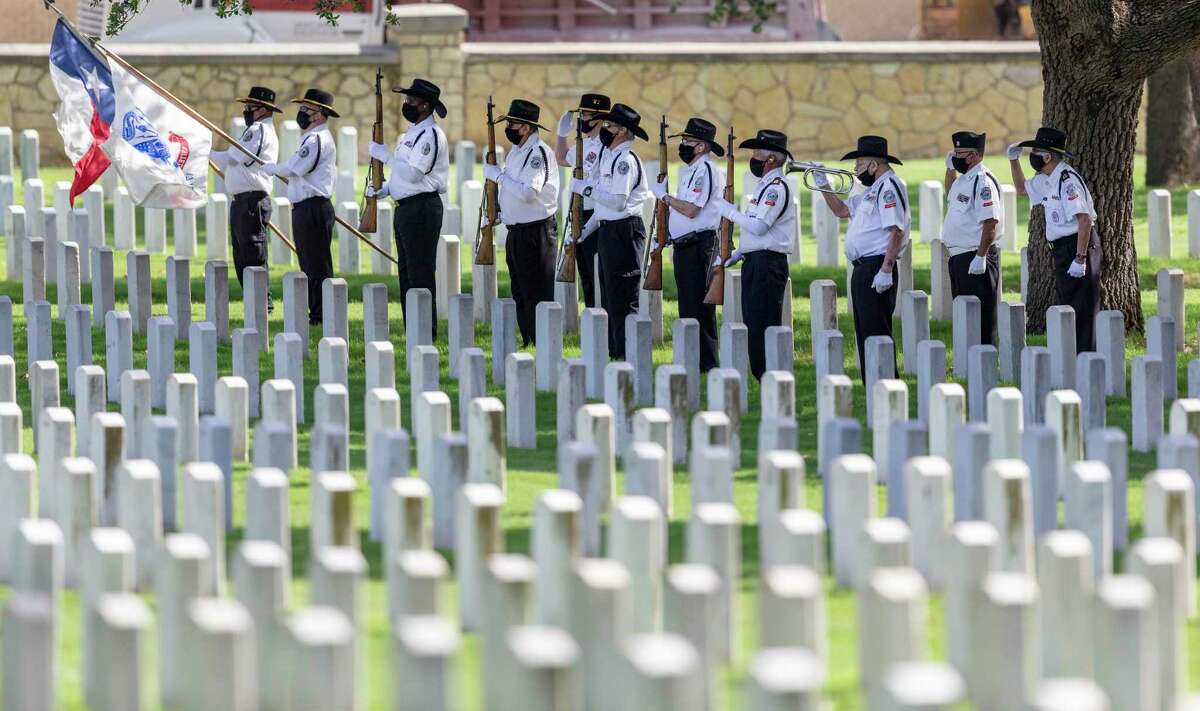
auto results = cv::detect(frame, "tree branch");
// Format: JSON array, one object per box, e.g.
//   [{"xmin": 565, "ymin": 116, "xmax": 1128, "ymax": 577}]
[{"xmin": 1115, "ymin": 0, "xmax": 1200, "ymax": 80}]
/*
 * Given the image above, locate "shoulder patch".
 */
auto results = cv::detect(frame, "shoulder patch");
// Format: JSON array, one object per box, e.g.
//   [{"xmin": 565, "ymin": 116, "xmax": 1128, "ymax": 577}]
[
  {"xmin": 422, "ymin": 142, "xmax": 431, "ymax": 156},
  {"xmin": 882, "ymin": 189, "xmax": 897, "ymax": 208},
  {"xmin": 300, "ymin": 145, "xmax": 310, "ymax": 158},
  {"xmin": 1065, "ymin": 183, "xmax": 1080, "ymax": 200},
  {"xmin": 956, "ymin": 193, "xmax": 970, "ymax": 203},
  {"xmin": 530, "ymin": 154, "xmax": 542, "ymax": 170},
  {"xmin": 765, "ymin": 188, "xmax": 779, "ymax": 207},
  {"xmin": 617, "ymin": 160, "xmax": 630, "ymax": 175},
  {"xmin": 586, "ymin": 151, "xmax": 597, "ymax": 163},
  {"xmin": 980, "ymin": 185, "xmax": 993, "ymax": 200}
]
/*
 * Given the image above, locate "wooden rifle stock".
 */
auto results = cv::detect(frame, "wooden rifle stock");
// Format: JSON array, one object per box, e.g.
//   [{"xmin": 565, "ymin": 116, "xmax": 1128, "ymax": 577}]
[
  {"xmin": 703, "ymin": 126, "xmax": 735, "ymax": 306},
  {"xmin": 556, "ymin": 114, "xmax": 583, "ymax": 283},
  {"xmin": 642, "ymin": 115, "xmax": 670, "ymax": 292},
  {"xmin": 475, "ymin": 96, "xmax": 498, "ymax": 266},
  {"xmin": 359, "ymin": 67, "xmax": 384, "ymax": 233}
]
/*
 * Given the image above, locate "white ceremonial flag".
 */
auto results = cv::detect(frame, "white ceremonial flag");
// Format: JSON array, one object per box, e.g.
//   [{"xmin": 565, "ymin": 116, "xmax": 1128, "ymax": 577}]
[{"xmin": 102, "ymin": 61, "xmax": 211, "ymax": 208}]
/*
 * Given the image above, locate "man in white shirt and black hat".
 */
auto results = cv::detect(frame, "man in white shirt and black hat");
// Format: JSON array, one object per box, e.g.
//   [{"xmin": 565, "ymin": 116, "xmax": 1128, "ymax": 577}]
[
  {"xmin": 941, "ymin": 130, "xmax": 1003, "ymax": 344},
  {"xmin": 367, "ymin": 77, "xmax": 450, "ymax": 335},
  {"xmin": 1008, "ymin": 126, "xmax": 1101, "ymax": 351},
  {"xmin": 211, "ymin": 85, "xmax": 280, "ymax": 296},
  {"xmin": 573, "ymin": 103, "xmax": 651, "ymax": 359},
  {"xmin": 712, "ymin": 128, "xmax": 795, "ymax": 380},
  {"xmin": 814, "ymin": 135, "xmax": 910, "ymax": 379},
  {"xmin": 482, "ymin": 98, "xmax": 560, "ymax": 347},
  {"xmin": 650, "ymin": 116, "xmax": 725, "ymax": 372},
  {"xmin": 555, "ymin": 92, "xmax": 611, "ymax": 309},
  {"xmin": 263, "ymin": 88, "xmax": 338, "ymax": 325}
]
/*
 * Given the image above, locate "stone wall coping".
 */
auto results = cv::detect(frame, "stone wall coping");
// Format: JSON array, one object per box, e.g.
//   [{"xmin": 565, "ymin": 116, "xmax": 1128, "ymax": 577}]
[
  {"xmin": 387, "ymin": 3, "xmax": 468, "ymax": 33},
  {"xmin": 463, "ymin": 40, "xmax": 1041, "ymax": 62},
  {"xmin": 0, "ymin": 42, "xmax": 399, "ymax": 65}
]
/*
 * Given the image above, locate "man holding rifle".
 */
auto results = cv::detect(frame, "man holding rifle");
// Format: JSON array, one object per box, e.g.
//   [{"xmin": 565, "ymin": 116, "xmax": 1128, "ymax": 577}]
[
  {"xmin": 262, "ymin": 88, "xmax": 338, "ymax": 326},
  {"xmin": 482, "ymin": 99, "xmax": 560, "ymax": 348},
  {"xmin": 556, "ymin": 93, "xmax": 611, "ymax": 308},
  {"xmin": 366, "ymin": 77, "xmax": 450, "ymax": 334},
  {"xmin": 712, "ymin": 129, "xmax": 794, "ymax": 380},
  {"xmin": 651, "ymin": 116, "xmax": 725, "ymax": 372}
]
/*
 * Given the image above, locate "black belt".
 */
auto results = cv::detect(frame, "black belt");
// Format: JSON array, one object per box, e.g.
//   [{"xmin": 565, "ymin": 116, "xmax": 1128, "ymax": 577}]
[
  {"xmin": 394, "ymin": 191, "xmax": 439, "ymax": 207},
  {"xmin": 232, "ymin": 190, "xmax": 268, "ymax": 201},
  {"xmin": 669, "ymin": 229, "xmax": 715, "ymax": 248},
  {"xmin": 507, "ymin": 215, "xmax": 553, "ymax": 230},
  {"xmin": 295, "ymin": 195, "xmax": 331, "ymax": 207},
  {"xmin": 851, "ymin": 254, "xmax": 886, "ymax": 268},
  {"xmin": 597, "ymin": 215, "xmax": 641, "ymax": 228}
]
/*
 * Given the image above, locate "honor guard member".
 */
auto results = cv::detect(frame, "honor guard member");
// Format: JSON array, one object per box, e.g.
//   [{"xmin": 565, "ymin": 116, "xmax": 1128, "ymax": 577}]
[
  {"xmin": 941, "ymin": 130, "xmax": 1003, "ymax": 344},
  {"xmin": 574, "ymin": 103, "xmax": 651, "ymax": 359},
  {"xmin": 482, "ymin": 99, "xmax": 560, "ymax": 347},
  {"xmin": 211, "ymin": 86, "xmax": 280, "ymax": 294},
  {"xmin": 650, "ymin": 116, "xmax": 725, "ymax": 372},
  {"xmin": 712, "ymin": 129, "xmax": 794, "ymax": 380},
  {"xmin": 815, "ymin": 135, "xmax": 910, "ymax": 379},
  {"xmin": 1008, "ymin": 127, "xmax": 1100, "ymax": 351},
  {"xmin": 263, "ymin": 88, "xmax": 338, "ymax": 325},
  {"xmin": 555, "ymin": 92, "xmax": 611, "ymax": 308},
  {"xmin": 367, "ymin": 78, "xmax": 449, "ymax": 335}
]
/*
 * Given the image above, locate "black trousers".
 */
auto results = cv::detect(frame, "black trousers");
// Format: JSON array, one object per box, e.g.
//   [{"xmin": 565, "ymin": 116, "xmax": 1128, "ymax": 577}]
[
  {"xmin": 576, "ymin": 208, "xmax": 600, "ymax": 308},
  {"xmin": 742, "ymin": 250, "xmax": 790, "ymax": 380},
  {"xmin": 394, "ymin": 192, "xmax": 443, "ymax": 339},
  {"xmin": 230, "ymin": 190, "xmax": 271, "ymax": 287},
  {"xmin": 1051, "ymin": 231, "xmax": 1102, "ymax": 352},
  {"xmin": 850, "ymin": 254, "xmax": 898, "ymax": 381},
  {"xmin": 947, "ymin": 246, "xmax": 1000, "ymax": 345},
  {"xmin": 293, "ymin": 196, "xmax": 335, "ymax": 323},
  {"xmin": 672, "ymin": 230, "xmax": 719, "ymax": 372},
  {"xmin": 597, "ymin": 215, "xmax": 646, "ymax": 359},
  {"xmin": 505, "ymin": 216, "xmax": 557, "ymax": 347}
]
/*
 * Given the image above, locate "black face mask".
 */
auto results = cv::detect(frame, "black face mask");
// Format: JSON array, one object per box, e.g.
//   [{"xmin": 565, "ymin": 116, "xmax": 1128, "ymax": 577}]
[
  {"xmin": 677, "ymin": 144, "xmax": 696, "ymax": 164},
  {"xmin": 599, "ymin": 128, "xmax": 616, "ymax": 148},
  {"xmin": 952, "ymin": 156, "xmax": 971, "ymax": 174},
  {"xmin": 243, "ymin": 108, "xmax": 257, "ymax": 126},
  {"xmin": 1029, "ymin": 153, "xmax": 1047, "ymax": 172},
  {"xmin": 749, "ymin": 157, "xmax": 767, "ymax": 178},
  {"xmin": 578, "ymin": 117, "xmax": 595, "ymax": 134},
  {"xmin": 402, "ymin": 103, "xmax": 421, "ymax": 124},
  {"xmin": 504, "ymin": 126, "xmax": 523, "ymax": 145},
  {"xmin": 858, "ymin": 169, "xmax": 876, "ymax": 187},
  {"xmin": 296, "ymin": 111, "xmax": 311, "ymax": 130}
]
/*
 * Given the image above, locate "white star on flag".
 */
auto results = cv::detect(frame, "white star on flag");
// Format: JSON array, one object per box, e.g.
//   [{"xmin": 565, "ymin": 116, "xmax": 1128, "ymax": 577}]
[{"xmin": 83, "ymin": 66, "xmax": 107, "ymax": 98}]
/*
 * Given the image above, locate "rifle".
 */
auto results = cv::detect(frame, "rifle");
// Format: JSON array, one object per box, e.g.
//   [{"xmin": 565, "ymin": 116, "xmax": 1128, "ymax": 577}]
[
  {"xmin": 641, "ymin": 115, "xmax": 670, "ymax": 291},
  {"xmin": 474, "ymin": 96, "xmax": 498, "ymax": 266},
  {"xmin": 703, "ymin": 126, "xmax": 735, "ymax": 306},
  {"xmin": 555, "ymin": 112, "xmax": 582, "ymax": 283},
  {"xmin": 359, "ymin": 67, "xmax": 384, "ymax": 233}
]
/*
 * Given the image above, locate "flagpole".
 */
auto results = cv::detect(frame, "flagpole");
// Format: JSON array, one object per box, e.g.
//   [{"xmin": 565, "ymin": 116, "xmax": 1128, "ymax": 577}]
[
  {"xmin": 44, "ymin": 0, "xmax": 399, "ymax": 266},
  {"xmin": 208, "ymin": 159, "xmax": 299, "ymax": 256}
]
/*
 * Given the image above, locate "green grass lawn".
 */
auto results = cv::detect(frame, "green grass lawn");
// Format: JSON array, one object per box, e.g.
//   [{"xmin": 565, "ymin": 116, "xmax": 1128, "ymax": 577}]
[{"xmin": 2, "ymin": 156, "xmax": 1199, "ymax": 709}]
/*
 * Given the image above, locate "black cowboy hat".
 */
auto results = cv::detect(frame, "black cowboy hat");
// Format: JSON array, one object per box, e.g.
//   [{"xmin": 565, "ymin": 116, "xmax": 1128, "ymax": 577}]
[
  {"xmin": 596, "ymin": 103, "xmax": 649, "ymax": 141},
  {"xmin": 235, "ymin": 86, "xmax": 281, "ymax": 113},
  {"xmin": 291, "ymin": 88, "xmax": 339, "ymax": 118},
  {"xmin": 739, "ymin": 129, "xmax": 793, "ymax": 159},
  {"xmin": 951, "ymin": 130, "xmax": 986, "ymax": 153},
  {"xmin": 670, "ymin": 117, "xmax": 725, "ymax": 157},
  {"xmin": 1018, "ymin": 126, "xmax": 1073, "ymax": 157},
  {"xmin": 576, "ymin": 93, "xmax": 611, "ymax": 113},
  {"xmin": 495, "ymin": 98, "xmax": 547, "ymax": 131},
  {"xmin": 393, "ymin": 78, "xmax": 447, "ymax": 119},
  {"xmin": 841, "ymin": 135, "xmax": 902, "ymax": 165}
]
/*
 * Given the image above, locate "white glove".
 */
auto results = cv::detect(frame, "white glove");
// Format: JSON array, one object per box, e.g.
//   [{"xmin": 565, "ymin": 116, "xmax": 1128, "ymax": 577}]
[
  {"xmin": 369, "ymin": 141, "xmax": 390, "ymax": 160},
  {"xmin": 562, "ymin": 232, "xmax": 575, "ymax": 247},
  {"xmin": 364, "ymin": 184, "xmax": 382, "ymax": 199},
  {"xmin": 557, "ymin": 110, "xmax": 574, "ymax": 138},
  {"xmin": 723, "ymin": 249, "xmax": 744, "ymax": 268},
  {"xmin": 872, "ymin": 269, "xmax": 893, "ymax": 293},
  {"xmin": 650, "ymin": 176, "xmax": 667, "ymax": 200},
  {"xmin": 580, "ymin": 215, "xmax": 599, "ymax": 242},
  {"xmin": 1007, "ymin": 143, "xmax": 1022, "ymax": 161},
  {"xmin": 482, "ymin": 164, "xmax": 501, "ymax": 182},
  {"xmin": 571, "ymin": 178, "xmax": 591, "ymax": 197},
  {"xmin": 945, "ymin": 151, "xmax": 956, "ymax": 171},
  {"xmin": 713, "ymin": 197, "xmax": 737, "ymax": 220},
  {"xmin": 1067, "ymin": 259, "xmax": 1087, "ymax": 278},
  {"xmin": 968, "ymin": 254, "xmax": 987, "ymax": 275},
  {"xmin": 261, "ymin": 163, "xmax": 283, "ymax": 177},
  {"xmin": 810, "ymin": 164, "xmax": 830, "ymax": 190}
]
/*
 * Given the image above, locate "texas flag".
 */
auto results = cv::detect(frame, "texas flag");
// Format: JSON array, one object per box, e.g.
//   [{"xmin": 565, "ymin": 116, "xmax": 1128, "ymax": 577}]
[{"xmin": 48, "ymin": 18, "xmax": 113, "ymax": 205}]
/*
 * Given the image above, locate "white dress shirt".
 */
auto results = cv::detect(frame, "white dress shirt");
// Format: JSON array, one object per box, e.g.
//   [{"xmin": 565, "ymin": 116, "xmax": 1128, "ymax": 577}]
[
  {"xmin": 266, "ymin": 124, "xmax": 336, "ymax": 203},
  {"xmin": 589, "ymin": 141, "xmax": 650, "ymax": 222},
  {"xmin": 844, "ymin": 169, "xmax": 910, "ymax": 261},
  {"xmin": 497, "ymin": 133, "xmax": 559, "ymax": 225},
  {"xmin": 722, "ymin": 166, "xmax": 793, "ymax": 255},
  {"xmin": 369, "ymin": 115, "xmax": 449, "ymax": 201},
  {"xmin": 211, "ymin": 117, "xmax": 278, "ymax": 195},
  {"xmin": 668, "ymin": 153, "xmax": 724, "ymax": 240},
  {"xmin": 1025, "ymin": 161, "xmax": 1097, "ymax": 241},
  {"xmin": 941, "ymin": 162, "xmax": 1004, "ymax": 256},
  {"xmin": 565, "ymin": 135, "xmax": 604, "ymax": 211}
]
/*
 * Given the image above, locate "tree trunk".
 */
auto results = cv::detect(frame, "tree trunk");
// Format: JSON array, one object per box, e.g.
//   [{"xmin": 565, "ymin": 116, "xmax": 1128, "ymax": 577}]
[
  {"xmin": 1026, "ymin": 2, "xmax": 1148, "ymax": 335},
  {"xmin": 1146, "ymin": 50, "xmax": 1200, "ymax": 186}
]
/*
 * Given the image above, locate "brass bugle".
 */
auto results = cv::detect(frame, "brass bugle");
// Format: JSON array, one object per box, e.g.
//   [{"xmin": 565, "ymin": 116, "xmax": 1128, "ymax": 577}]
[{"xmin": 787, "ymin": 160, "xmax": 856, "ymax": 195}]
